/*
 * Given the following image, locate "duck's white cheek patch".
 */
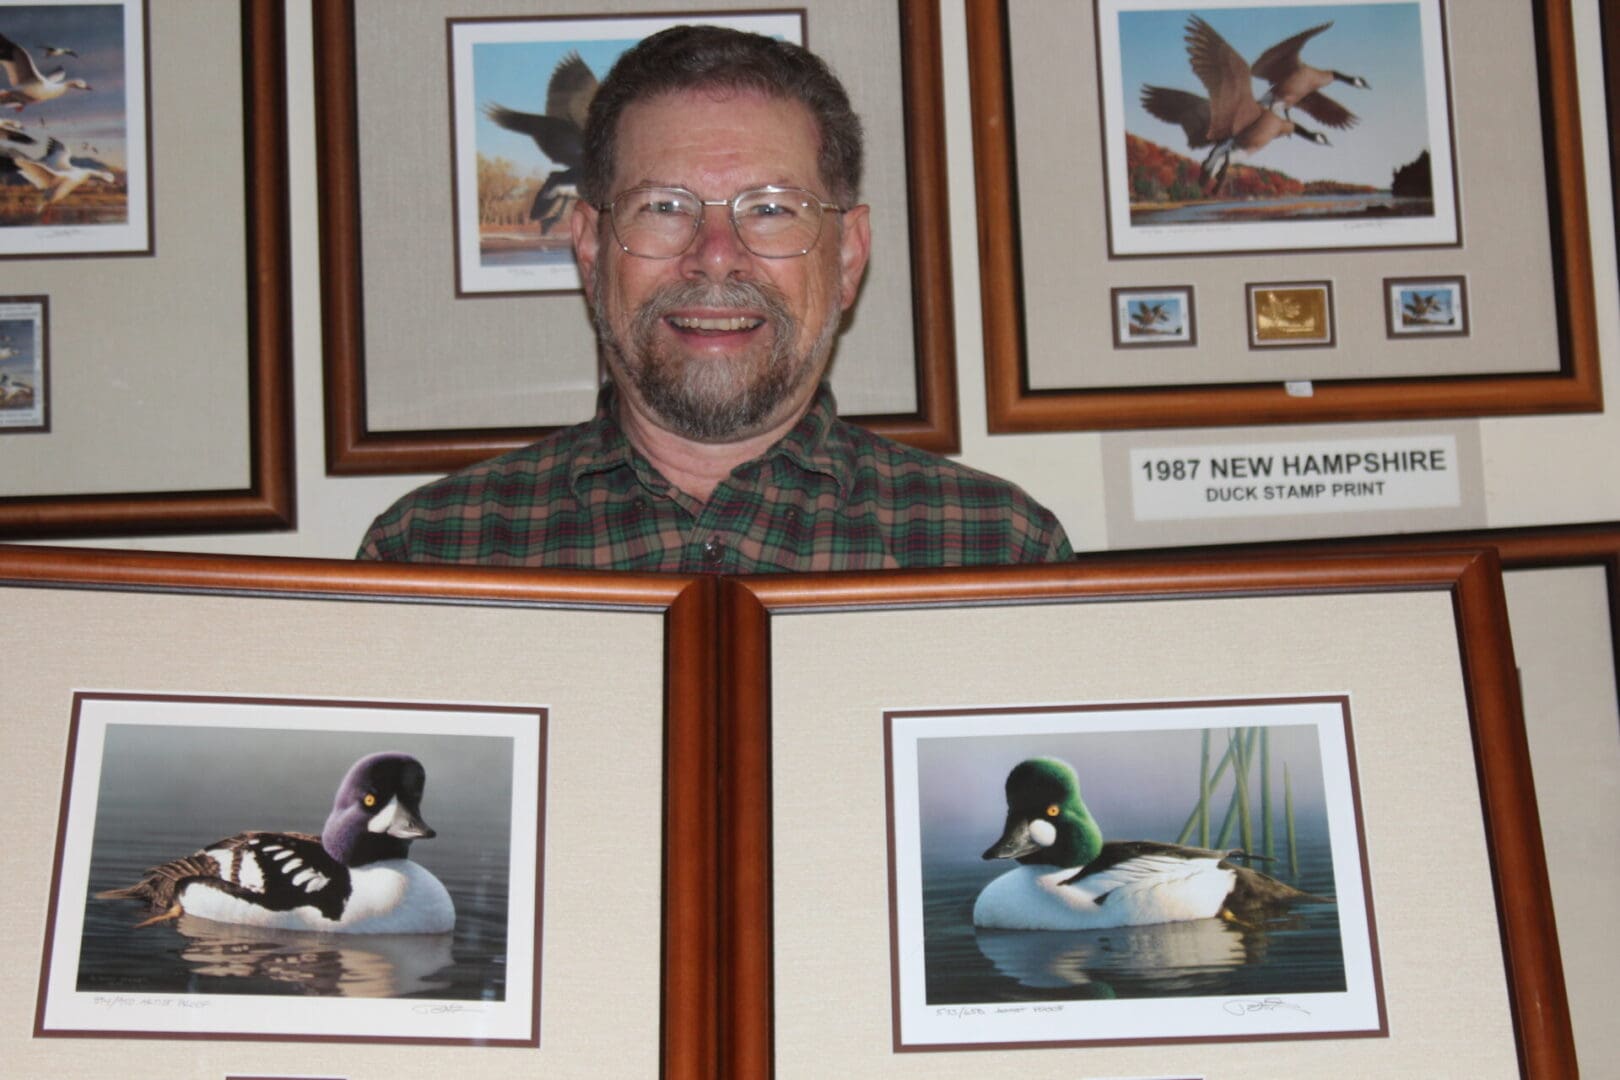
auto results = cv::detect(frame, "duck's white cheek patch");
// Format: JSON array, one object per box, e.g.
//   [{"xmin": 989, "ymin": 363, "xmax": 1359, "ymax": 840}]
[
  {"xmin": 368, "ymin": 796, "xmax": 402, "ymax": 833},
  {"xmin": 1028, "ymin": 819, "xmax": 1057, "ymax": 847}
]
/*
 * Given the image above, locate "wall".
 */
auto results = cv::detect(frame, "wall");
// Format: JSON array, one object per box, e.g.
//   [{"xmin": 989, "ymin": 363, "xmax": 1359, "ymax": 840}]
[{"xmin": 45, "ymin": 0, "xmax": 1615, "ymax": 558}]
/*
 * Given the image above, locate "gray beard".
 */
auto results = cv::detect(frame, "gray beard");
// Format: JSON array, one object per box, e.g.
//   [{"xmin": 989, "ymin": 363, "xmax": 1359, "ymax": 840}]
[{"xmin": 592, "ymin": 273, "xmax": 837, "ymax": 443}]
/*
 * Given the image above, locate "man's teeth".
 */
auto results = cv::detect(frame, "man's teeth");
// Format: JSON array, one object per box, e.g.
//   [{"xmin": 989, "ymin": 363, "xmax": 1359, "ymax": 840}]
[{"xmin": 669, "ymin": 315, "xmax": 763, "ymax": 331}]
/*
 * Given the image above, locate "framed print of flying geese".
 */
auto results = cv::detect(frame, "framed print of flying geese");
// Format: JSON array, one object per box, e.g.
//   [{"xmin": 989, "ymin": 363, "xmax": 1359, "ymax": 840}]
[
  {"xmin": 969, "ymin": 0, "xmax": 1601, "ymax": 432},
  {"xmin": 315, "ymin": 0, "xmax": 961, "ymax": 476}
]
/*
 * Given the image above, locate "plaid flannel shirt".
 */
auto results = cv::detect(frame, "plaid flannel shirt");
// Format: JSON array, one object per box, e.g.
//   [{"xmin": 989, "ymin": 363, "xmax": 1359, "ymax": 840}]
[{"xmin": 357, "ymin": 383, "xmax": 1073, "ymax": 572}]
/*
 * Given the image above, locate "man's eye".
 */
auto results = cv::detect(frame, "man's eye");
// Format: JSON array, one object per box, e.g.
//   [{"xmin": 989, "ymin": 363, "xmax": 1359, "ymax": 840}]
[{"xmin": 743, "ymin": 201, "xmax": 795, "ymax": 219}]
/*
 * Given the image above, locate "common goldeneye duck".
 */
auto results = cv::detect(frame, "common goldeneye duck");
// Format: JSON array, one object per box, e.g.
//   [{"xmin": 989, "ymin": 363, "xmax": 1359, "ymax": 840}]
[
  {"xmin": 98, "ymin": 752, "xmax": 455, "ymax": 934},
  {"xmin": 972, "ymin": 756, "xmax": 1323, "ymax": 931}
]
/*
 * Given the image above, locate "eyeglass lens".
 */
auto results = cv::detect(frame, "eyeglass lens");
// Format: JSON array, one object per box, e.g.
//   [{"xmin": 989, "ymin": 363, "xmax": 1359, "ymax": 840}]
[{"xmin": 609, "ymin": 187, "xmax": 828, "ymax": 258}]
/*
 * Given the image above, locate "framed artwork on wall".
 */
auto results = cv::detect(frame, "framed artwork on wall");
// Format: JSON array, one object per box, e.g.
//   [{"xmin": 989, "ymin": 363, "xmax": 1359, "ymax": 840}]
[
  {"xmin": 316, "ymin": 0, "xmax": 961, "ymax": 477},
  {"xmin": 968, "ymin": 0, "xmax": 1600, "ymax": 432},
  {"xmin": 0, "ymin": 0, "xmax": 291, "ymax": 540}
]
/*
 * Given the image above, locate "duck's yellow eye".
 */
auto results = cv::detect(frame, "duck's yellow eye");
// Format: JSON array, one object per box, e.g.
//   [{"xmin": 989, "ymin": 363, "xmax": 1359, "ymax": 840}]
[
  {"xmin": 1045, "ymin": 804, "xmax": 1060, "ymax": 817},
  {"xmin": 363, "ymin": 793, "xmax": 377, "ymax": 808}
]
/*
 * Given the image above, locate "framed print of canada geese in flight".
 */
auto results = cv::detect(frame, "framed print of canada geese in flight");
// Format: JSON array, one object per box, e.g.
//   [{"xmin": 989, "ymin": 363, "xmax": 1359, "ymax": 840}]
[
  {"xmin": 1098, "ymin": 0, "xmax": 1458, "ymax": 257},
  {"xmin": 968, "ymin": 0, "xmax": 1599, "ymax": 432}
]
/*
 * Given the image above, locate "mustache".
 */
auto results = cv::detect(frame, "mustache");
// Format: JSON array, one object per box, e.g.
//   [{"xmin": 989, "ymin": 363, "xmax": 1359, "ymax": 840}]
[{"xmin": 633, "ymin": 278, "xmax": 794, "ymax": 330}]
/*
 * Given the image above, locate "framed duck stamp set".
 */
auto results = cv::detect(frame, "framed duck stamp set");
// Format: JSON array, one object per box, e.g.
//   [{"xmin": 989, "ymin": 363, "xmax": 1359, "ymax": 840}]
[
  {"xmin": 1, "ymin": 545, "xmax": 1577, "ymax": 1075},
  {"xmin": 969, "ymin": 0, "xmax": 1601, "ymax": 433}
]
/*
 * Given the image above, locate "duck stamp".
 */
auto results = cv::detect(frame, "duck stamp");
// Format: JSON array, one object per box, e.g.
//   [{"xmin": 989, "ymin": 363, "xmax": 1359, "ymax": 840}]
[
  {"xmin": 0, "ymin": 293, "xmax": 46, "ymax": 432},
  {"xmin": 1112, "ymin": 285, "xmax": 1197, "ymax": 348},
  {"xmin": 1246, "ymin": 279, "xmax": 1335, "ymax": 348},
  {"xmin": 1384, "ymin": 274, "xmax": 1468, "ymax": 338}
]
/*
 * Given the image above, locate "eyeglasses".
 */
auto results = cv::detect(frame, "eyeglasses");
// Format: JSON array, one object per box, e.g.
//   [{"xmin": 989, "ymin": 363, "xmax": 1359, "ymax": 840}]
[{"xmin": 599, "ymin": 185, "xmax": 845, "ymax": 259}]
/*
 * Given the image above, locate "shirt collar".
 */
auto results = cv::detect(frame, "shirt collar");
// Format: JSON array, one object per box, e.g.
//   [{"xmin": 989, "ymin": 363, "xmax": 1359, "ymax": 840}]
[
  {"xmin": 565, "ymin": 382, "xmax": 639, "ymax": 494},
  {"xmin": 568, "ymin": 380, "xmax": 854, "ymax": 498},
  {"xmin": 768, "ymin": 382, "xmax": 854, "ymax": 497}
]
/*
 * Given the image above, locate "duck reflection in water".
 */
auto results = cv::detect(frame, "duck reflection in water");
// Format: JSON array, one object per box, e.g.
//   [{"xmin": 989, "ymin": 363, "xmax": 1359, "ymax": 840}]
[
  {"xmin": 974, "ymin": 914, "xmax": 1295, "ymax": 997},
  {"xmin": 174, "ymin": 916, "xmax": 456, "ymax": 998}
]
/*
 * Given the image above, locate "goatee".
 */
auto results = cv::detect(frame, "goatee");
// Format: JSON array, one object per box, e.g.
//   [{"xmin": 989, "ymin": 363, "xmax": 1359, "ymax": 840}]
[{"xmin": 592, "ymin": 273, "xmax": 837, "ymax": 442}]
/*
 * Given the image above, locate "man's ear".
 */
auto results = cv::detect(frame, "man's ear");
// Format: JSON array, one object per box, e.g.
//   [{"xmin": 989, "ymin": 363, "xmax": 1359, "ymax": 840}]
[
  {"xmin": 836, "ymin": 204, "xmax": 872, "ymax": 311},
  {"xmin": 571, "ymin": 200, "xmax": 601, "ymax": 303}
]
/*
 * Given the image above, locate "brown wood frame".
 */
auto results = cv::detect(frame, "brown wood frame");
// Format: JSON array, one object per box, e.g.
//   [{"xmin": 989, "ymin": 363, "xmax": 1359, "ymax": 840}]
[
  {"xmin": 719, "ymin": 552, "xmax": 1573, "ymax": 1077},
  {"xmin": 2, "ymin": 545, "xmax": 715, "ymax": 1077},
  {"xmin": 1107, "ymin": 519, "xmax": 1620, "ymax": 686},
  {"xmin": 967, "ymin": 0, "xmax": 1601, "ymax": 432},
  {"xmin": 0, "ymin": 1, "xmax": 294, "ymax": 539},
  {"xmin": 316, "ymin": 0, "xmax": 960, "ymax": 476}
]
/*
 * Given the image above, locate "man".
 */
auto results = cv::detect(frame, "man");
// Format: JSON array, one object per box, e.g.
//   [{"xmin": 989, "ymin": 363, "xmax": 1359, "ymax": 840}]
[{"xmin": 360, "ymin": 25, "xmax": 1071, "ymax": 571}]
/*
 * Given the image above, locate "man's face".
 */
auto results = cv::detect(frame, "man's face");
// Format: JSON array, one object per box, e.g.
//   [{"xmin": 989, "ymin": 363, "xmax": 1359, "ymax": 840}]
[{"xmin": 572, "ymin": 88, "xmax": 870, "ymax": 444}]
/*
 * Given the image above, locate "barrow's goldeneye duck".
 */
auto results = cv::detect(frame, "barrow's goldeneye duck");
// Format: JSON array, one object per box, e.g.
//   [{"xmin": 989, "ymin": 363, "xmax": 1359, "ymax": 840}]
[
  {"xmin": 98, "ymin": 751, "xmax": 455, "ymax": 934},
  {"xmin": 973, "ymin": 756, "xmax": 1325, "ymax": 931}
]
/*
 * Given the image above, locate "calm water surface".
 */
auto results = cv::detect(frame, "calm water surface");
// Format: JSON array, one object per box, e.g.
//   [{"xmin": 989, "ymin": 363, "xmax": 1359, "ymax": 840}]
[
  {"xmin": 924, "ymin": 837, "xmax": 1344, "ymax": 1005},
  {"xmin": 1133, "ymin": 193, "xmax": 1433, "ymax": 225},
  {"xmin": 79, "ymin": 773, "xmax": 514, "ymax": 1001}
]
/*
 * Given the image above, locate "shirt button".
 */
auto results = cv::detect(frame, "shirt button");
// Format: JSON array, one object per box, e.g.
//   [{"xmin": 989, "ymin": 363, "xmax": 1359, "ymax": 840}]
[{"xmin": 702, "ymin": 539, "xmax": 726, "ymax": 565}]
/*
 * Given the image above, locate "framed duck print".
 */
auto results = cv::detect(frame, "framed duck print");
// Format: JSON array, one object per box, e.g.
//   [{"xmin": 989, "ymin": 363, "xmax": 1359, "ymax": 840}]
[
  {"xmin": 968, "ymin": 0, "xmax": 1600, "ymax": 432},
  {"xmin": 720, "ymin": 553, "xmax": 1572, "ymax": 1075},
  {"xmin": 7, "ymin": 547, "xmax": 714, "ymax": 1078}
]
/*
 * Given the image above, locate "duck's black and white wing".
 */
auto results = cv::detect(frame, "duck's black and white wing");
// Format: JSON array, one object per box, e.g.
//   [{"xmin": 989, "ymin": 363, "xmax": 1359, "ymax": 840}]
[{"xmin": 98, "ymin": 830, "xmax": 352, "ymax": 923}]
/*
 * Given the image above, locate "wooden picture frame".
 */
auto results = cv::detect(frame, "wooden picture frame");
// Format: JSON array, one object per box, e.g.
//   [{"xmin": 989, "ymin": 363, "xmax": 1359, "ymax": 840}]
[
  {"xmin": 0, "ymin": 0, "xmax": 292, "ymax": 539},
  {"xmin": 316, "ymin": 0, "xmax": 960, "ymax": 477},
  {"xmin": 1100, "ymin": 521, "xmax": 1620, "ymax": 1075},
  {"xmin": 720, "ymin": 553, "xmax": 1572, "ymax": 1075},
  {"xmin": 968, "ymin": 0, "xmax": 1601, "ymax": 432},
  {"xmin": 2, "ymin": 546, "xmax": 714, "ymax": 1077}
]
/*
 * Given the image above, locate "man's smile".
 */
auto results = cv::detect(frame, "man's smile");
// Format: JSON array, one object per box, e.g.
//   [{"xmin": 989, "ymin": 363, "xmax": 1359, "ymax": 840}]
[{"xmin": 666, "ymin": 313, "xmax": 767, "ymax": 334}]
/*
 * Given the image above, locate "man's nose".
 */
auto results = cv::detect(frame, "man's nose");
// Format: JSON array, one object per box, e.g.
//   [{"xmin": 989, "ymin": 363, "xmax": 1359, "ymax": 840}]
[{"xmin": 680, "ymin": 207, "xmax": 751, "ymax": 279}]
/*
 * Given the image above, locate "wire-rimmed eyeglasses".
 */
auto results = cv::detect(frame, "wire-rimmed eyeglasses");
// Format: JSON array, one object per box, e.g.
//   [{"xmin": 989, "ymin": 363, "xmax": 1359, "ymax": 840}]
[{"xmin": 598, "ymin": 185, "xmax": 846, "ymax": 259}]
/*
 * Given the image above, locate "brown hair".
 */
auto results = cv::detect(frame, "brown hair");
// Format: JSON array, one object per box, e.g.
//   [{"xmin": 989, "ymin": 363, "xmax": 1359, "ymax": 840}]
[{"xmin": 579, "ymin": 24, "xmax": 864, "ymax": 207}]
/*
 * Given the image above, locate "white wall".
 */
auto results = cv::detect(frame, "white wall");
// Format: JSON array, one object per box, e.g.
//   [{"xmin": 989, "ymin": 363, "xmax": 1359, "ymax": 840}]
[{"xmin": 58, "ymin": 0, "xmax": 1620, "ymax": 558}]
